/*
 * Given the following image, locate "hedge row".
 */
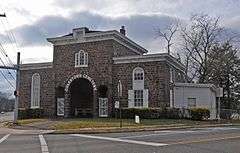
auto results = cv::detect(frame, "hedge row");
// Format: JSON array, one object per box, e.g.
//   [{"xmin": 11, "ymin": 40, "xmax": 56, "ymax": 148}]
[
  {"xmin": 114, "ymin": 108, "xmax": 182, "ymax": 119},
  {"xmin": 190, "ymin": 108, "xmax": 210, "ymax": 120},
  {"xmin": 18, "ymin": 108, "xmax": 44, "ymax": 119},
  {"xmin": 114, "ymin": 108, "xmax": 210, "ymax": 120}
]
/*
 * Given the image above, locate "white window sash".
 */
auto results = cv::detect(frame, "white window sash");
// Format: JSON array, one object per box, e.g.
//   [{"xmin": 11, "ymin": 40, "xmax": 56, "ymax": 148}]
[
  {"xmin": 143, "ymin": 89, "xmax": 148, "ymax": 108},
  {"xmin": 75, "ymin": 51, "xmax": 88, "ymax": 67},
  {"xmin": 31, "ymin": 74, "xmax": 40, "ymax": 109},
  {"xmin": 128, "ymin": 90, "xmax": 134, "ymax": 108}
]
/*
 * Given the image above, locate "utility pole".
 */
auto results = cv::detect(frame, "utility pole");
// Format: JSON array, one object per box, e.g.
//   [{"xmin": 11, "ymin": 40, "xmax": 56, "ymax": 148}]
[{"xmin": 13, "ymin": 52, "xmax": 20, "ymax": 124}]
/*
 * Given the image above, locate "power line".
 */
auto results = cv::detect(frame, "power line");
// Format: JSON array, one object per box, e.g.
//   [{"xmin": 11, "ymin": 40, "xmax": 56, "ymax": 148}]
[
  {"xmin": 0, "ymin": 43, "xmax": 14, "ymax": 66},
  {"xmin": 0, "ymin": 19, "xmax": 17, "ymax": 54},
  {"xmin": 5, "ymin": 17, "xmax": 20, "ymax": 52},
  {"xmin": 0, "ymin": 69, "xmax": 15, "ymax": 90},
  {"xmin": 0, "ymin": 42, "xmax": 16, "ymax": 79},
  {"xmin": 0, "ymin": 56, "xmax": 15, "ymax": 80},
  {"xmin": 0, "ymin": 12, "xmax": 20, "ymax": 71}
]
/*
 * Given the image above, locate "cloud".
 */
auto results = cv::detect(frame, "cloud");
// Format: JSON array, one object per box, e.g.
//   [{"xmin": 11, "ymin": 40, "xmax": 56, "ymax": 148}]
[{"xmin": 1, "ymin": 11, "xmax": 179, "ymax": 52}]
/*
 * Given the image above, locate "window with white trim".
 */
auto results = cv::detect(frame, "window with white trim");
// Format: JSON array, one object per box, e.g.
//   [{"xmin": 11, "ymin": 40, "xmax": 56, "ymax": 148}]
[
  {"xmin": 188, "ymin": 98, "xmax": 196, "ymax": 108},
  {"xmin": 132, "ymin": 67, "xmax": 144, "ymax": 90},
  {"xmin": 75, "ymin": 50, "xmax": 88, "ymax": 67},
  {"xmin": 134, "ymin": 90, "xmax": 143, "ymax": 107},
  {"xmin": 133, "ymin": 67, "xmax": 144, "ymax": 80},
  {"xmin": 31, "ymin": 73, "xmax": 40, "ymax": 108}
]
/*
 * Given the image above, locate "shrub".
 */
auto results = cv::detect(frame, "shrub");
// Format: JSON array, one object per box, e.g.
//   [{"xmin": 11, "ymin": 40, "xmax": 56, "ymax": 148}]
[
  {"xmin": 18, "ymin": 108, "xmax": 44, "ymax": 119},
  {"xmin": 113, "ymin": 108, "xmax": 183, "ymax": 119},
  {"xmin": 190, "ymin": 108, "xmax": 210, "ymax": 120}
]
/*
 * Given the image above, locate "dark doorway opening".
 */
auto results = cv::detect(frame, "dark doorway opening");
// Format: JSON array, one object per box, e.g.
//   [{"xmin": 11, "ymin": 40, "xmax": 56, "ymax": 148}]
[
  {"xmin": 98, "ymin": 85, "xmax": 108, "ymax": 98},
  {"xmin": 56, "ymin": 86, "xmax": 64, "ymax": 98},
  {"xmin": 70, "ymin": 78, "xmax": 93, "ymax": 117}
]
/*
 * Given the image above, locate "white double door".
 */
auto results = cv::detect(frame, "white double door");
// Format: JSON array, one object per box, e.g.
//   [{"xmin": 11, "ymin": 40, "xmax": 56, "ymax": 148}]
[{"xmin": 99, "ymin": 98, "xmax": 108, "ymax": 117}]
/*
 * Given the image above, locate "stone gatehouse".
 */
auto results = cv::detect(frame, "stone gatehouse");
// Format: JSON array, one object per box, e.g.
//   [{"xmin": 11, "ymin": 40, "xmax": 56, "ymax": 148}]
[{"xmin": 19, "ymin": 26, "xmax": 186, "ymax": 118}]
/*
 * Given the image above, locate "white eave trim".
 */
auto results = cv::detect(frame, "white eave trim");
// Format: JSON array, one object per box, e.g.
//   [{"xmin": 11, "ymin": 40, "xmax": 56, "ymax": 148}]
[
  {"xmin": 174, "ymin": 83, "xmax": 217, "ymax": 92},
  {"xmin": 47, "ymin": 30, "xmax": 148, "ymax": 54},
  {"xmin": 113, "ymin": 53, "xmax": 186, "ymax": 72},
  {"xmin": 20, "ymin": 62, "xmax": 53, "ymax": 70}
]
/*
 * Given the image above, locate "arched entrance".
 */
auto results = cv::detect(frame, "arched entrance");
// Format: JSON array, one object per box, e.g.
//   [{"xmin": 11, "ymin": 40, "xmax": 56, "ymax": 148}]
[
  {"xmin": 64, "ymin": 74, "xmax": 97, "ymax": 118},
  {"xmin": 70, "ymin": 78, "xmax": 93, "ymax": 117}
]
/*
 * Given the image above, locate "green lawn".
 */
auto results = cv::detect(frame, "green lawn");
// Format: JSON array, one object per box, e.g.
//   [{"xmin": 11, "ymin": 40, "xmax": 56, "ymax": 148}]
[{"xmin": 16, "ymin": 118, "xmax": 238, "ymax": 130}]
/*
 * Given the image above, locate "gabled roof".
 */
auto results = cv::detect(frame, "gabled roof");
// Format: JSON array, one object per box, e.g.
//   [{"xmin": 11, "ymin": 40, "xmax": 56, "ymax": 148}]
[{"xmin": 47, "ymin": 27, "xmax": 148, "ymax": 54}]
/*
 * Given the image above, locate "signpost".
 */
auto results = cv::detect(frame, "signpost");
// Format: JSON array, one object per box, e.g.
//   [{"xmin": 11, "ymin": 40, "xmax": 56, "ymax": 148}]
[
  {"xmin": 117, "ymin": 80, "xmax": 122, "ymax": 128},
  {"xmin": 216, "ymin": 87, "xmax": 223, "ymax": 120}
]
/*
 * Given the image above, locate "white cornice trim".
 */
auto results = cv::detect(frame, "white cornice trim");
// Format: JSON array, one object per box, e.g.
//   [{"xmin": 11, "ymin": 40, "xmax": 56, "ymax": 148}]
[
  {"xmin": 47, "ymin": 30, "xmax": 148, "ymax": 54},
  {"xmin": 20, "ymin": 62, "xmax": 53, "ymax": 70},
  {"xmin": 113, "ymin": 53, "xmax": 186, "ymax": 73},
  {"xmin": 174, "ymin": 83, "xmax": 217, "ymax": 92}
]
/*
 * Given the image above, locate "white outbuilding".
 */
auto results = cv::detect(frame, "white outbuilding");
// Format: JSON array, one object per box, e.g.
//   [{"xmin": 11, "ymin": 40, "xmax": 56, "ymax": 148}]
[{"xmin": 173, "ymin": 83, "xmax": 218, "ymax": 119}]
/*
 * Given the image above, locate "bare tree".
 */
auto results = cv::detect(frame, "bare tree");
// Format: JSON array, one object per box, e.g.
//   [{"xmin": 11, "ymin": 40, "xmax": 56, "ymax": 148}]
[
  {"xmin": 157, "ymin": 22, "xmax": 179, "ymax": 54},
  {"xmin": 180, "ymin": 14, "xmax": 223, "ymax": 83}
]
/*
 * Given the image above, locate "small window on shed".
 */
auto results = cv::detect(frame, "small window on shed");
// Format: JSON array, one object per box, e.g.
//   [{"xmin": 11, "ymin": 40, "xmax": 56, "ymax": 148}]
[{"xmin": 188, "ymin": 98, "xmax": 196, "ymax": 108}]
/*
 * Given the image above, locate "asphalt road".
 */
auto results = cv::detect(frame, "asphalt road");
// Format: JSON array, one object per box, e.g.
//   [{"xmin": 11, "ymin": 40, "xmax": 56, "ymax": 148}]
[
  {"xmin": 0, "ymin": 112, "xmax": 13, "ymax": 122},
  {"xmin": 0, "ymin": 126, "xmax": 240, "ymax": 153}
]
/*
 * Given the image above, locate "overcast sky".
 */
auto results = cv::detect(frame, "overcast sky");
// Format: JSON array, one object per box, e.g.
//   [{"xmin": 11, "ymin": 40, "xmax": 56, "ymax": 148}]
[{"xmin": 0, "ymin": 0, "xmax": 240, "ymax": 95}]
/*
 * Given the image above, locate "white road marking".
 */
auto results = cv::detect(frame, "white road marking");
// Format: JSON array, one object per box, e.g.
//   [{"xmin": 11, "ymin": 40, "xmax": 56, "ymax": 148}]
[
  {"xmin": 39, "ymin": 135, "xmax": 49, "ymax": 153},
  {"xmin": 71, "ymin": 134, "xmax": 168, "ymax": 147},
  {"xmin": 120, "ymin": 127, "xmax": 240, "ymax": 139},
  {"xmin": 0, "ymin": 134, "xmax": 10, "ymax": 144},
  {"xmin": 119, "ymin": 130, "xmax": 198, "ymax": 139},
  {"xmin": 193, "ymin": 127, "xmax": 240, "ymax": 131},
  {"xmin": 119, "ymin": 132, "xmax": 190, "ymax": 139}
]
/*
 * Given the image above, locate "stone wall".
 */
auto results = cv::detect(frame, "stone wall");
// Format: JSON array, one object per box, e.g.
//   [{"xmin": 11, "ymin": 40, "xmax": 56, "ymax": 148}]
[
  {"xmin": 19, "ymin": 68, "xmax": 55, "ymax": 117},
  {"xmin": 19, "ymin": 37, "xmax": 185, "ymax": 118},
  {"xmin": 112, "ymin": 60, "xmax": 186, "ymax": 110},
  {"xmin": 112, "ymin": 61, "xmax": 171, "ymax": 109},
  {"xmin": 53, "ymin": 39, "xmax": 141, "ymax": 116}
]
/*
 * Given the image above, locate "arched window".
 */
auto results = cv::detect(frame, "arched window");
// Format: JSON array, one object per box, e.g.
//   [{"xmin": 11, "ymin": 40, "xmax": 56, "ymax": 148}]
[
  {"xmin": 75, "ymin": 50, "xmax": 88, "ymax": 67},
  {"xmin": 31, "ymin": 73, "xmax": 40, "ymax": 108},
  {"xmin": 133, "ymin": 67, "xmax": 144, "ymax": 81},
  {"xmin": 130, "ymin": 67, "xmax": 147, "ymax": 108}
]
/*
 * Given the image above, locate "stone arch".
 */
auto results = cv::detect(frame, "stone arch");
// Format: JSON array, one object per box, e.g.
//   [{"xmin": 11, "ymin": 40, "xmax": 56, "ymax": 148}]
[
  {"xmin": 65, "ymin": 74, "xmax": 97, "ymax": 93},
  {"xmin": 64, "ymin": 74, "xmax": 97, "ymax": 118}
]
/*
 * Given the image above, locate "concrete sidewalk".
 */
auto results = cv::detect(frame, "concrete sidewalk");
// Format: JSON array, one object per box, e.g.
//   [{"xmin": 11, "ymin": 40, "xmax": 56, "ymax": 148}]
[
  {"xmin": 0, "ymin": 127, "xmax": 55, "ymax": 134},
  {"xmin": 0, "ymin": 122, "xmax": 54, "ymax": 135},
  {"xmin": 53, "ymin": 123, "xmax": 237, "ymax": 134}
]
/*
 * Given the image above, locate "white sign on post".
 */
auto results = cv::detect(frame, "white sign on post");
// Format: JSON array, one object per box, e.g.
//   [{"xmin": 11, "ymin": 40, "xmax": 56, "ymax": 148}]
[
  {"xmin": 117, "ymin": 80, "xmax": 122, "ymax": 97},
  {"xmin": 135, "ymin": 115, "xmax": 140, "ymax": 124},
  {"xmin": 216, "ymin": 88, "xmax": 223, "ymax": 97},
  {"xmin": 115, "ymin": 101, "xmax": 119, "ymax": 109}
]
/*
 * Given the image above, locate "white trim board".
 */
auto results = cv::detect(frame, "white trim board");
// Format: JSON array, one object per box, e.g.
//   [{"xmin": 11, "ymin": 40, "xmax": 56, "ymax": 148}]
[
  {"xmin": 20, "ymin": 62, "xmax": 53, "ymax": 70},
  {"xmin": 47, "ymin": 30, "xmax": 148, "ymax": 54},
  {"xmin": 113, "ymin": 53, "xmax": 186, "ymax": 73}
]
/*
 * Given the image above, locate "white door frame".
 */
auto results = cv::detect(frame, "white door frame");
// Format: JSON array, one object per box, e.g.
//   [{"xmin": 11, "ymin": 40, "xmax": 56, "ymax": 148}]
[
  {"xmin": 99, "ymin": 98, "xmax": 108, "ymax": 117},
  {"xmin": 57, "ymin": 98, "xmax": 64, "ymax": 116}
]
